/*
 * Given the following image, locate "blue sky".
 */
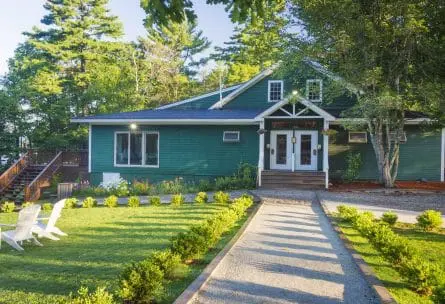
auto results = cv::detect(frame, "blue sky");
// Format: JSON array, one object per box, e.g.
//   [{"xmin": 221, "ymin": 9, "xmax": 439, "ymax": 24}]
[{"xmin": 0, "ymin": 0, "xmax": 234, "ymax": 75}]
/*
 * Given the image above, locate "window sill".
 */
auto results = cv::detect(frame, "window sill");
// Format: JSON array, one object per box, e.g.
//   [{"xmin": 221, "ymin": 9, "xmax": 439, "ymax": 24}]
[{"xmin": 114, "ymin": 164, "xmax": 159, "ymax": 168}]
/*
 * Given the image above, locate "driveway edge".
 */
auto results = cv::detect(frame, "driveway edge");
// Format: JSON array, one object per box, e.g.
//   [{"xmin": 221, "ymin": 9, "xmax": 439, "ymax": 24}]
[
  {"xmin": 315, "ymin": 192, "xmax": 397, "ymax": 304},
  {"xmin": 173, "ymin": 197, "xmax": 263, "ymax": 304}
]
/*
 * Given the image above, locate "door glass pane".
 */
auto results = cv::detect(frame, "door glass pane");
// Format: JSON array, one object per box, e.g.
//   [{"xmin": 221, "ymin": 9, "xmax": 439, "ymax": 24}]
[
  {"xmin": 276, "ymin": 134, "xmax": 287, "ymax": 165},
  {"xmin": 116, "ymin": 133, "xmax": 128, "ymax": 165},
  {"xmin": 130, "ymin": 133, "xmax": 142, "ymax": 165},
  {"xmin": 300, "ymin": 135, "xmax": 311, "ymax": 165},
  {"xmin": 145, "ymin": 133, "xmax": 159, "ymax": 166}
]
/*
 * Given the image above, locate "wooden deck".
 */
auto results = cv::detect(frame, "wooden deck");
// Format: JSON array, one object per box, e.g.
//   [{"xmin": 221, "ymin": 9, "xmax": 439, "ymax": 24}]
[{"xmin": 260, "ymin": 170, "xmax": 326, "ymax": 189}]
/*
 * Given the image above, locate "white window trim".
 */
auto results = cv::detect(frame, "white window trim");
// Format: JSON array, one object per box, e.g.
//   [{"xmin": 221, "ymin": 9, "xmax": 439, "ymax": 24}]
[
  {"xmin": 348, "ymin": 131, "xmax": 367, "ymax": 143},
  {"xmin": 223, "ymin": 131, "xmax": 240, "ymax": 143},
  {"xmin": 306, "ymin": 79, "xmax": 323, "ymax": 103},
  {"xmin": 114, "ymin": 131, "xmax": 160, "ymax": 168},
  {"xmin": 268, "ymin": 80, "xmax": 284, "ymax": 102}
]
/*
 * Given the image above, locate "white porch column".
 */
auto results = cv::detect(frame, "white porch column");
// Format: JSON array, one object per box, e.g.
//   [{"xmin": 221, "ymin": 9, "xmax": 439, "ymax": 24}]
[
  {"xmin": 88, "ymin": 124, "xmax": 92, "ymax": 173},
  {"xmin": 441, "ymin": 128, "xmax": 445, "ymax": 182},
  {"xmin": 258, "ymin": 120, "xmax": 265, "ymax": 187},
  {"xmin": 323, "ymin": 119, "xmax": 329, "ymax": 189}
]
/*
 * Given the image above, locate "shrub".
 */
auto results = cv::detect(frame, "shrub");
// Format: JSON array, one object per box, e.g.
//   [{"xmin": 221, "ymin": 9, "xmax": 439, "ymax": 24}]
[
  {"xmin": 104, "ymin": 195, "xmax": 118, "ymax": 208},
  {"xmin": 171, "ymin": 194, "xmax": 184, "ymax": 207},
  {"xmin": 381, "ymin": 211, "xmax": 398, "ymax": 226},
  {"xmin": 42, "ymin": 202, "xmax": 53, "ymax": 211},
  {"xmin": 433, "ymin": 284, "xmax": 445, "ymax": 304},
  {"xmin": 343, "ymin": 152, "xmax": 362, "ymax": 182},
  {"xmin": 1, "ymin": 202, "xmax": 15, "ymax": 213},
  {"xmin": 82, "ymin": 197, "xmax": 97, "ymax": 208},
  {"xmin": 156, "ymin": 178, "xmax": 185, "ymax": 195},
  {"xmin": 127, "ymin": 196, "xmax": 140, "ymax": 208},
  {"xmin": 119, "ymin": 260, "xmax": 164, "ymax": 303},
  {"xmin": 417, "ymin": 210, "xmax": 443, "ymax": 231},
  {"xmin": 336, "ymin": 205, "xmax": 359, "ymax": 222},
  {"xmin": 194, "ymin": 192, "xmax": 208, "ymax": 204},
  {"xmin": 66, "ymin": 286, "xmax": 114, "ymax": 304},
  {"xmin": 21, "ymin": 201, "xmax": 34, "ymax": 208},
  {"xmin": 131, "ymin": 180, "xmax": 152, "ymax": 196},
  {"xmin": 100, "ymin": 177, "xmax": 129, "ymax": 197},
  {"xmin": 171, "ymin": 230, "xmax": 208, "ymax": 261},
  {"xmin": 149, "ymin": 250, "xmax": 186, "ymax": 280},
  {"xmin": 150, "ymin": 196, "xmax": 161, "ymax": 206},
  {"xmin": 65, "ymin": 198, "xmax": 78, "ymax": 209},
  {"xmin": 213, "ymin": 191, "xmax": 230, "ymax": 204},
  {"xmin": 197, "ymin": 179, "xmax": 213, "ymax": 192},
  {"xmin": 401, "ymin": 257, "xmax": 441, "ymax": 296}
]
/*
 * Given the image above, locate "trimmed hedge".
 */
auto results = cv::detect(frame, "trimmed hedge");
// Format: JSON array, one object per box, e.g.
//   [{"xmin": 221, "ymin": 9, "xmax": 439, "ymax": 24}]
[
  {"xmin": 337, "ymin": 205, "xmax": 445, "ymax": 300},
  {"xmin": 150, "ymin": 196, "xmax": 161, "ymax": 206},
  {"xmin": 65, "ymin": 286, "xmax": 114, "ymax": 304},
  {"xmin": 42, "ymin": 202, "xmax": 53, "ymax": 211},
  {"xmin": 171, "ymin": 194, "xmax": 184, "ymax": 207},
  {"xmin": 194, "ymin": 192, "xmax": 208, "ymax": 204},
  {"xmin": 381, "ymin": 211, "xmax": 398, "ymax": 226},
  {"xmin": 417, "ymin": 210, "xmax": 443, "ymax": 232},
  {"xmin": 127, "ymin": 196, "xmax": 140, "ymax": 208},
  {"xmin": 65, "ymin": 198, "xmax": 78, "ymax": 209},
  {"xmin": 1, "ymin": 202, "xmax": 15, "ymax": 213},
  {"xmin": 213, "ymin": 191, "xmax": 230, "ymax": 204},
  {"xmin": 82, "ymin": 197, "xmax": 97, "ymax": 208},
  {"xmin": 118, "ymin": 194, "xmax": 254, "ymax": 303},
  {"xmin": 104, "ymin": 195, "xmax": 118, "ymax": 208}
]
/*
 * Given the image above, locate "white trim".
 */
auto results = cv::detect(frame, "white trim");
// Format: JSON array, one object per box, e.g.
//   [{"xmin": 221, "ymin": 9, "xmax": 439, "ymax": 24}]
[
  {"xmin": 330, "ymin": 118, "xmax": 431, "ymax": 125},
  {"xmin": 265, "ymin": 116, "xmax": 323, "ymax": 120},
  {"xmin": 267, "ymin": 80, "xmax": 284, "ymax": 102},
  {"xmin": 72, "ymin": 119, "xmax": 258, "ymax": 125},
  {"xmin": 88, "ymin": 124, "xmax": 92, "ymax": 173},
  {"xmin": 258, "ymin": 120, "xmax": 265, "ymax": 187},
  {"xmin": 113, "ymin": 131, "xmax": 160, "ymax": 168},
  {"xmin": 323, "ymin": 119, "xmax": 329, "ymax": 189},
  {"xmin": 441, "ymin": 128, "xmax": 445, "ymax": 182},
  {"xmin": 306, "ymin": 79, "xmax": 323, "ymax": 103},
  {"xmin": 156, "ymin": 84, "xmax": 242, "ymax": 110},
  {"xmin": 210, "ymin": 64, "xmax": 278, "ymax": 109},
  {"xmin": 348, "ymin": 131, "xmax": 368, "ymax": 143},
  {"xmin": 223, "ymin": 131, "xmax": 240, "ymax": 142}
]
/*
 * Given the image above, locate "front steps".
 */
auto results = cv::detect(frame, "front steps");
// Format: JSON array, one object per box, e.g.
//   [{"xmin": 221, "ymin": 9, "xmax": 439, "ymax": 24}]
[
  {"xmin": 1, "ymin": 166, "xmax": 46, "ymax": 202},
  {"xmin": 260, "ymin": 170, "xmax": 326, "ymax": 189}
]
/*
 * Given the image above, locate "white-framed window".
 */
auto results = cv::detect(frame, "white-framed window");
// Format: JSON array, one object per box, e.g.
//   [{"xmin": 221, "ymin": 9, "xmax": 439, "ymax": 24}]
[
  {"xmin": 306, "ymin": 79, "xmax": 323, "ymax": 102},
  {"xmin": 114, "ymin": 131, "xmax": 159, "ymax": 167},
  {"xmin": 348, "ymin": 132, "xmax": 367, "ymax": 143},
  {"xmin": 389, "ymin": 131, "xmax": 407, "ymax": 143},
  {"xmin": 268, "ymin": 80, "xmax": 283, "ymax": 102},
  {"xmin": 223, "ymin": 131, "xmax": 240, "ymax": 143}
]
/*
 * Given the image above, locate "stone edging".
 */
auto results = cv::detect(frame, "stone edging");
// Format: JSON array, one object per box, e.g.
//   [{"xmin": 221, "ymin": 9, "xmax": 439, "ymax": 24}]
[
  {"xmin": 315, "ymin": 192, "xmax": 397, "ymax": 304},
  {"xmin": 173, "ymin": 195, "xmax": 263, "ymax": 304}
]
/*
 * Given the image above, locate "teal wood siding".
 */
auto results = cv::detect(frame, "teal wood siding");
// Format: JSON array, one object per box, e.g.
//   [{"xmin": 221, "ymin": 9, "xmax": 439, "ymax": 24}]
[
  {"xmin": 169, "ymin": 88, "xmax": 237, "ymax": 110},
  {"xmin": 90, "ymin": 125, "xmax": 259, "ymax": 185},
  {"xmin": 329, "ymin": 126, "xmax": 442, "ymax": 181}
]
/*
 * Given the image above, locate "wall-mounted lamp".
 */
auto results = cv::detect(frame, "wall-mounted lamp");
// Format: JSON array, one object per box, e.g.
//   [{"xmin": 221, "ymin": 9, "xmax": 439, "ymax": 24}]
[
  {"xmin": 317, "ymin": 144, "xmax": 322, "ymax": 150},
  {"xmin": 291, "ymin": 137, "xmax": 297, "ymax": 144},
  {"xmin": 257, "ymin": 128, "xmax": 267, "ymax": 135},
  {"xmin": 266, "ymin": 143, "xmax": 271, "ymax": 149},
  {"xmin": 130, "ymin": 123, "xmax": 137, "ymax": 130}
]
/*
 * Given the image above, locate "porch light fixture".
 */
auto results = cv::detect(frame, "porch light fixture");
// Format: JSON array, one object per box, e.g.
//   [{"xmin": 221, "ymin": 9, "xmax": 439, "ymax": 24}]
[
  {"xmin": 292, "ymin": 90, "xmax": 298, "ymax": 95},
  {"xmin": 291, "ymin": 137, "xmax": 297, "ymax": 144},
  {"xmin": 129, "ymin": 123, "xmax": 137, "ymax": 130},
  {"xmin": 257, "ymin": 128, "xmax": 267, "ymax": 135}
]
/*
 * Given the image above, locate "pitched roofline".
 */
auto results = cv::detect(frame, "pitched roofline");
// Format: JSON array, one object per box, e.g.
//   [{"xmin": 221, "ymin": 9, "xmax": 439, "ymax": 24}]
[
  {"xmin": 329, "ymin": 118, "xmax": 432, "ymax": 125},
  {"xmin": 71, "ymin": 118, "xmax": 258, "ymax": 125},
  {"xmin": 155, "ymin": 84, "xmax": 242, "ymax": 110},
  {"xmin": 209, "ymin": 63, "xmax": 279, "ymax": 109},
  {"xmin": 254, "ymin": 95, "xmax": 336, "ymax": 121}
]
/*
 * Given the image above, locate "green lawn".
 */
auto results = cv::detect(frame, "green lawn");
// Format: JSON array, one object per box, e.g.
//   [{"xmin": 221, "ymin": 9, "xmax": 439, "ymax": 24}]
[
  {"xmin": 336, "ymin": 220, "xmax": 445, "ymax": 304},
  {"xmin": 0, "ymin": 203, "xmax": 240, "ymax": 304}
]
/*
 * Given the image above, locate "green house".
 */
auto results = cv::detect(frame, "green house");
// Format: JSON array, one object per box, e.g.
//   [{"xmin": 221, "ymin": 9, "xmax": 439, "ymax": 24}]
[{"xmin": 72, "ymin": 63, "xmax": 445, "ymax": 188}]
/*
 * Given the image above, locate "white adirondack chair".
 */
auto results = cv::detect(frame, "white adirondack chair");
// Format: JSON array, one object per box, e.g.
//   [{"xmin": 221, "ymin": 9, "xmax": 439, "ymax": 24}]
[
  {"xmin": 0, "ymin": 204, "xmax": 43, "ymax": 251},
  {"xmin": 32, "ymin": 199, "xmax": 67, "ymax": 241}
]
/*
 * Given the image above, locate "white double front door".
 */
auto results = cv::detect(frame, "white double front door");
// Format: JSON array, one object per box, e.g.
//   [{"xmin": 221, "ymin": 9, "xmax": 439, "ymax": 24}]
[{"xmin": 270, "ymin": 130, "xmax": 318, "ymax": 171}]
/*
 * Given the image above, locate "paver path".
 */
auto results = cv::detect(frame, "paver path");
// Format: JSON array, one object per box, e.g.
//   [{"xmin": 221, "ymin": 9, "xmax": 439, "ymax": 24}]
[{"xmin": 192, "ymin": 195, "xmax": 378, "ymax": 304}]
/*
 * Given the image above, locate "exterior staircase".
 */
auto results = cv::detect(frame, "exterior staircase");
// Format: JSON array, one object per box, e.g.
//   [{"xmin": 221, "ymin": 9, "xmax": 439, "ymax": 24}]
[
  {"xmin": 1, "ymin": 166, "xmax": 46, "ymax": 203},
  {"xmin": 260, "ymin": 170, "xmax": 326, "ymax": 189}
]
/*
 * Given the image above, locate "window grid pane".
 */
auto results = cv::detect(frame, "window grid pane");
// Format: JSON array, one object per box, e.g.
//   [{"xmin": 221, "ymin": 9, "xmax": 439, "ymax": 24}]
[
  {"xmin": 130, "ymin": 133, "xmax": 143, "ymax": 165},
  {"xmin": 307, "ymin": 80, "xmax": 321, "ymax": 101},
  {"xmin": 269, "ymin": 82, "xmax": 282, "ymax": 101},
  {"xmin": 145, "ymin": 133, "xmax": 159, "ymax": 166},
  {"xmin": 116, "ymin": 134, "xmax": 129, "ymax": 165}
]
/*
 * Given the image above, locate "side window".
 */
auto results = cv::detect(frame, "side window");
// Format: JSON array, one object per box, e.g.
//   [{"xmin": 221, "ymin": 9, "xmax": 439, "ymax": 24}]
[
  {"xmin": 268, "ymin": 80, "xmax": 283, "ymax": 102},
  {"xmin": 306, "ymin": 79, "xmax": 322, "ymax": 102},
  {"xmin": 348, "ymin": 132, "xmax": 367, "ymax": 143},
  {"xmin": 223, "ymin": 131, "xmax": 240, "ymax": 142}
]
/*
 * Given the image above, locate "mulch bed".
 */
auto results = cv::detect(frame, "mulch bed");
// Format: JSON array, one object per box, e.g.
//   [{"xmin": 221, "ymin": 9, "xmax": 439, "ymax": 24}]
[{"xmin": 330, "ymin": 181, "xmax": 445, "ymax": 191}]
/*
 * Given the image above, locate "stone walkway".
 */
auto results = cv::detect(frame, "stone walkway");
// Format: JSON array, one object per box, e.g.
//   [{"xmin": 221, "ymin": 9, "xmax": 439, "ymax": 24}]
[{"xmin": 192, "ymin": 193, "xmax": 378, "ymax": 304}]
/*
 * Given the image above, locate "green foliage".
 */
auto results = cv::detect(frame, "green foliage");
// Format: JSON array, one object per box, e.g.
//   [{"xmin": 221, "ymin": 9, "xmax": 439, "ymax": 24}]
[
  {"xmin": 336, "ymin": 205, "xmax": 359, "ymax": 222},
  {"xmin": 194, "ymin": 192, "xmax": 208, "ymax": 204},
  {"xmin": 118, "ymin": 260, "xmax": 164, "ymax": 303},
  {"xmin": 197, "ymin": 179, "xmax": 214, "ymax": 192},
  {"xmin": 21, "ymin": 202, "xmax": 34, "ymax": 209},
  {"xmin": 213, "ymin": 191, "xmax": 230, "ymax": 204},
  {"xmin": 130, "ymin": 181, "xmax": 152, "ymax": 196},
  {"xmin": 65, "ymin": 286, "xmax": 114, "ymax": 304},
  {"xmin": 156, "ymin": 178, "xmax": 186, "ymax": 195},
  {"xmin": 65, "ymin": 198, "xmax": 78, "ymax": 209},
  {"xmin": 82, "ymin": 197, "xmax": 98, "ymax": 208},
  {"xmin": 170, "ymin": 194, "xmax": 184, "ymax": 207},
  {"xmin": 400, "ymin": 257, "xmax": 442, "ymax": 296},
  {"xmin": 127, "ymin": 196, "xmax": 140, "ymax": 208},
  {"xmin": 343, "ymin": 152, "xmax": 362, "ymax": 182},
  {"xmin": 103, "ymin": 195, "xmax": 118, "ymax": 208},
  {"xmin": 381, "ymin": 211, "xmax": 398, "ymax": 226},
  {"xmin": 433, "ymin": 284, "xmax": 445, "ymax": 304},
  {"xmin": 1, "ymin": 202, "xmax": 15, "ymax": 213},
  {"xmin": 42, "ymin": 202, "xmax": 53, "ymax": 212},
  {"xmin": 417, "ymin": 210, "xmax": 443, "ymax": 231},
  {"xmin": 149, "ymin": 250, "xmax": 186, "ymax": 280},
  {"xmin": 170, "ymin": 231, "xmax": 207, "ymax": 261},
  {"xmin": 214, "ymin": 162, "xmax": 257, "ymax": 190},
  {"xmin": 150, "ymin": 196, "xmax": 161, "ymax": 206}
]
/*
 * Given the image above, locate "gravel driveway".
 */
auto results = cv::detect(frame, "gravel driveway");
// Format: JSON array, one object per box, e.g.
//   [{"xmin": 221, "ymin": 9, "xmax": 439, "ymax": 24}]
[{"xmin": 192, "ymin": 193, "xmax": 378, "ymax": 304}]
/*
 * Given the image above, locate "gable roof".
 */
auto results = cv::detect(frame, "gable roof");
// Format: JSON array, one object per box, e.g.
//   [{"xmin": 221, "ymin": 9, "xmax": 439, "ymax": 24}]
[
  {"xmin": 209, "ymin": 64, "xmax": 278, "ymax": 109},
  {"xmin": 156, "ymin": 84, "xmax": 242, "ymax": 110}
]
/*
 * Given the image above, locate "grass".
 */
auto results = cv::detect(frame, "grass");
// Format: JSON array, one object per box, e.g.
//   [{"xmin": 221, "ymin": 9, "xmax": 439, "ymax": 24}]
[
  {"xmin": 336, "ymin": 219, "xmax": 445, "ymax": 304},
  {"xmin": 0, "ymin": 203, "xmax": 244, "ymax": 304}
]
